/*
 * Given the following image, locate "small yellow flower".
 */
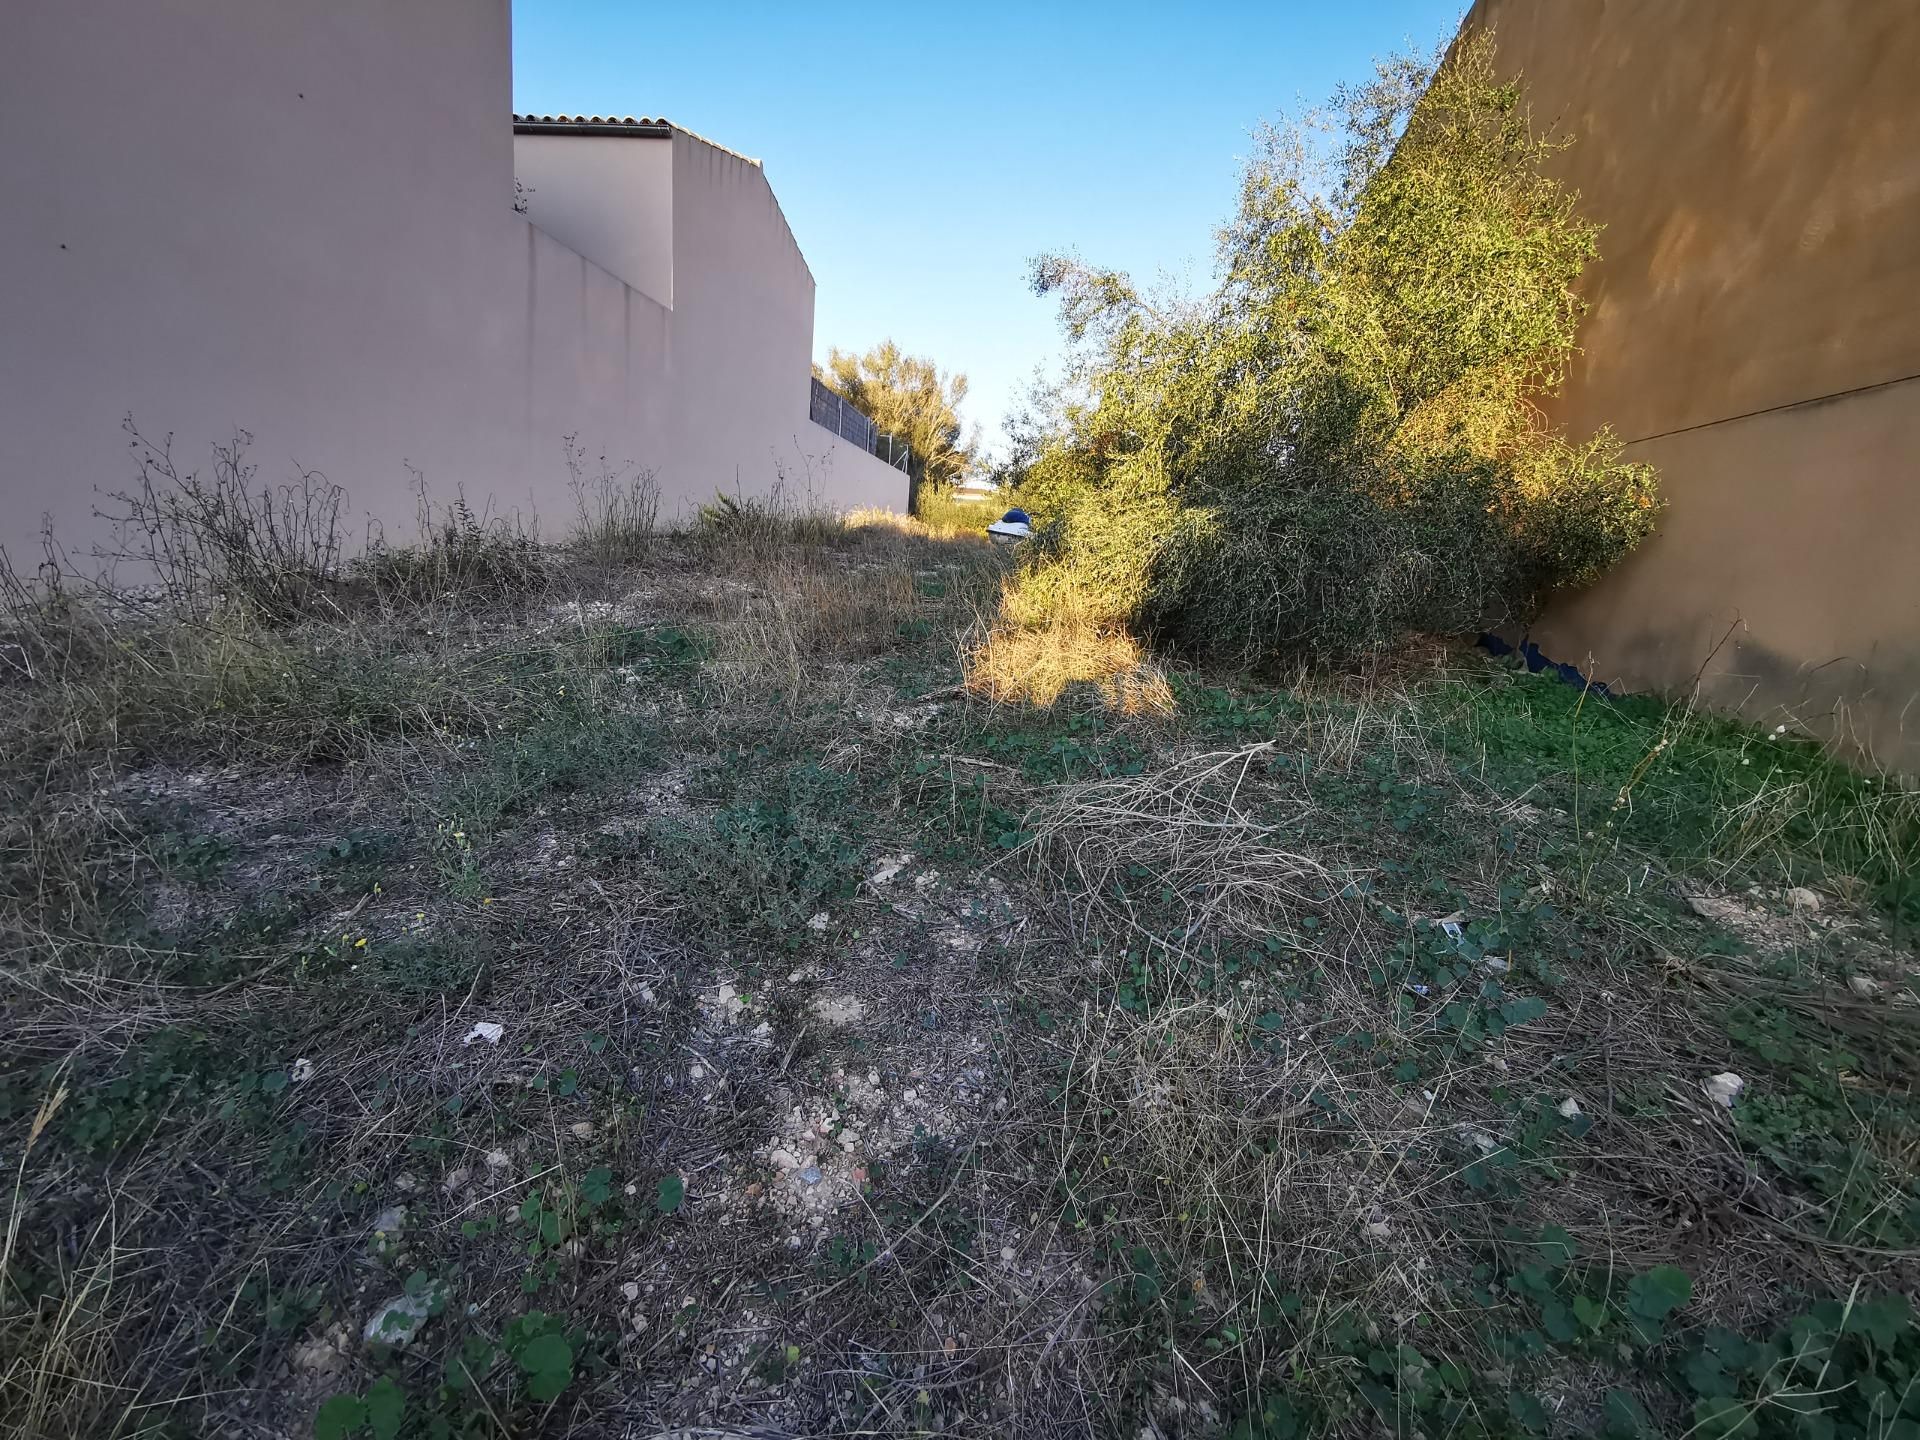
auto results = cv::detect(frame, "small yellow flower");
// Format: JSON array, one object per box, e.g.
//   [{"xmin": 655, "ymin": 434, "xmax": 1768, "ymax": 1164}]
[
  {"xmin": 354, "ymin": 937, "xmax": 368, "ymax": 949},
  {"xmin": 481, "ymin": 897, "xmax": 493, "ymax": 906}
]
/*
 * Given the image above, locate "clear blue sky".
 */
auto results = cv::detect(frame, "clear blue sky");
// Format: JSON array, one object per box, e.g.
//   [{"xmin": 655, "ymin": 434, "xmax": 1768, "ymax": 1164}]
[{"xmin": 513, "ymin": 1, "xmax": 1464, "ymax": 459}]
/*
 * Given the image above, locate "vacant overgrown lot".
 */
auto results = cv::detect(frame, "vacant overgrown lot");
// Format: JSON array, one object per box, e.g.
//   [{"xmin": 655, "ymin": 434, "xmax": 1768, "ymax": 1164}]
[{"xmin": 2, "ymin": 510, "xmax": 1916, "ymax": 1440}]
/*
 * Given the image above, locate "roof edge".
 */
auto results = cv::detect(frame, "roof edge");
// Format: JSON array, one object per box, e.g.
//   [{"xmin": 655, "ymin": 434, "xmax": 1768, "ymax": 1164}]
[
  {"xmin": 513, "ymin": 114, "xmax": 671, "ymax": 139},
  {"xmin": 511, "ymin": 114, "xmax": 762, "ymax": 166}
]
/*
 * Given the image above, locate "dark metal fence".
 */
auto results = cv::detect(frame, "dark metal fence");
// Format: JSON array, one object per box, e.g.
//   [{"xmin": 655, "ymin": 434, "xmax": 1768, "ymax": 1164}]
[
  {"xmin": 810, "ymin": 376, "xmax": 874, "ymax": 449},
  {"xmin": 809, "ymin": 377, "xmax": 908, "ymax": 471}
]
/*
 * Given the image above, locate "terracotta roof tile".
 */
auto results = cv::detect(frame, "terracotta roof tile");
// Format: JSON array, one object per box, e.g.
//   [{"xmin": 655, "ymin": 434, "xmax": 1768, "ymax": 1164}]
[{"xmin": 511, "ymin": 113, "xmax": 759, "ymax": 166}]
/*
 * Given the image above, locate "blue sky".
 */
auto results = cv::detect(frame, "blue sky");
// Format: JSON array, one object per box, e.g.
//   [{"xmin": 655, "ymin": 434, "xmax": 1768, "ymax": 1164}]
[{"xmin": 513, "ymin": 1, "xmax": 1464, "ymax": 458}]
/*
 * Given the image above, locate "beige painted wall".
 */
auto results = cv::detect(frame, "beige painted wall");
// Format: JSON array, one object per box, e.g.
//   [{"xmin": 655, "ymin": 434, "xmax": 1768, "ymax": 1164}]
[
  {"xmin": 1464, "ymin": 0, "xmax": 1920, "ymax": 769},
  {"xmin": 515, "ymin": 125, "xmax": 908, "ymax": 516},
  {"xmin": 516, "ymin": 132, "xmax": 675, "ymax": 309},
  {"xmin": 0, "ymin": 0, "xmax": 904, "ymax": 574}
]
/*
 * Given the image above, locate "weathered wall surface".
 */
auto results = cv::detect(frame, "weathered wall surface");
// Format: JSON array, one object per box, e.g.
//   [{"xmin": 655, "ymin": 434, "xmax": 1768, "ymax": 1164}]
[
  {"xmin": 511, "ymin": 125, "xmax": 903, "ymax": 517},
  {"xmin": 0, "ymin": 0, "xmax": 902, "ymax": 573},
  {"xmin": 515, "ymin": 132, "xmax": 675, "ymax": 309},
  {"xmin": 666, "ymin": 130, "xmax": 831, "ymax": 512},
  {"xmin": 1, "ymin": 0, "xmax": 528, "ymax": 563},
  {"xmin": 1464, "ymin": 0, "xmax": 1920, "ymax": 768},
  {"xmin": 519, "ymin": 221, "xmax": 674, "ymax": 530}
]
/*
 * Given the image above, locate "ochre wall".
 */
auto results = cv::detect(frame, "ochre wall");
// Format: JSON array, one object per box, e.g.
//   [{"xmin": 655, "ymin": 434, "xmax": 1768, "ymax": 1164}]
[{"xmin": 1464, "ymin": 0, "xmax": 1920, "ymax": 769}]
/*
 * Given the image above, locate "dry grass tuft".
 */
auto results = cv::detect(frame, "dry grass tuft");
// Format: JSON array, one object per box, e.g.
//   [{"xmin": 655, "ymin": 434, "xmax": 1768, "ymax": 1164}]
[
  {"xmin": 965, "ymin": 580, "xmax": 1174, "ymax": 713},
  {"xmin": 1019, "ymin": 742, "xmax": 1336, "ymax": 944},
  {"xmin": 700, "ymin": 508, "xmax": 1006, "ymax": 709},
  {"xmin": 706, "ymin": 558, "xmax": 919, "ymax": 706},
  {"xmin": 565, "ymin": 435, "xmax": 660, "ymax": 565}
]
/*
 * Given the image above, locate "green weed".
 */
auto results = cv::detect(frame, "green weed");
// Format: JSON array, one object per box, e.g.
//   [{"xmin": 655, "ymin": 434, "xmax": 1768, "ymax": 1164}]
[{"xmin": 651, "ymin": 760, "xmax": 864, "ymax": 942}]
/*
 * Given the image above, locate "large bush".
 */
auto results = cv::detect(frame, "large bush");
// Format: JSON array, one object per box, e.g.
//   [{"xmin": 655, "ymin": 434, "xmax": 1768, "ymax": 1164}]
[{"xmin": 1006, "ymin": 33, "xmax": 1660, "ymax": 665}]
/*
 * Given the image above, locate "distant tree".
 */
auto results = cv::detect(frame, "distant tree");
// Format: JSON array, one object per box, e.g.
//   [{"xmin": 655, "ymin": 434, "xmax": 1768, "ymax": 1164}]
[{"xmin": 818, "ymin": 342, "xmax": 975, "ymax": 497}]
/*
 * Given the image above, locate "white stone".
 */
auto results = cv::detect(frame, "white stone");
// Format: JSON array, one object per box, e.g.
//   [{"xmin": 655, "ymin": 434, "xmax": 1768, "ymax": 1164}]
[
  {"xmin": 292, "ymin": 1338, "xmax": 344, "ymax": 1374},
  {"xmin": 462, "ymin": 1021, "xmax": 504, "ymax": 1046},
  {"xmin": 370, "ymin": 1205, "xmax": 407, "ymax": 1235},
  {"xmin": 811, "ymin": 994, "xmax": 866, "ymax": 1027}
]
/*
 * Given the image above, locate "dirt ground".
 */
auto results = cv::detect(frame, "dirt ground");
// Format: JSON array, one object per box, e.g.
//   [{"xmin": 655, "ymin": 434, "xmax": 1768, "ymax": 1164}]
[{"xmin": 3, "ymin": 519, "xmax": 1916, "ymax": 1440}]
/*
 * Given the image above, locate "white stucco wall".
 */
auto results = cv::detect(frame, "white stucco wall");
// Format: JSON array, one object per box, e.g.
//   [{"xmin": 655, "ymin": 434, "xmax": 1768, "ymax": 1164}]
[
  {"xmin": 1, "ymin": 0, "xmax": 531, "ymax": 564},
  {"xmin": 512, "ymin": 125, "xmax": 906, "ymax": 518},
  {"xmin": 514, "ymin": 132, "xmax": 675, "ymax": 309},
  {"xmin": 0, "ymin": 0, "xmax": 904, "ymax": 570},
  {"xmin": 666, "ymin": 131, "xmax": 822, "ymax": 509},
  {"xmin": 661, "ymin": 130, "xmax": 908, "ymax": 515},
  {"xmin": 519, "ymin": 221, "xmax": 674, "ymax": 523}
]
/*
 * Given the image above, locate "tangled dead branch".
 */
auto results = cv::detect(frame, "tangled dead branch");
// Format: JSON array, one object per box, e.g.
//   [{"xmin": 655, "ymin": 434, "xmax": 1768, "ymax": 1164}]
[{"xmin": 1017, "ymin": 742, "xmax": 1340, "ymax": 943}]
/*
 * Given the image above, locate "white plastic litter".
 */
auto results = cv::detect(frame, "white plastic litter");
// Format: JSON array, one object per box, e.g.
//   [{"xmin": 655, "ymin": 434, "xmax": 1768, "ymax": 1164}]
[
  {"xmin": 1557, "ymin": 1096, "xmax": 1583, "ymax": 1119},
  {"xmin": 1459, "ymin": 1125, "xmax": 1500, "ymax": 1154},
  {"xmin": 462, "ymin": 1021, "xmax": 504, "ymax": 1046},
  {"xmin": 290, "ymin": 1058, "xmax": 315, "ymax": 1083},
  {"xmin": 363, "ymin": 1285, "xmax": 443, "ymax": 1346},
  {"xmin": 868, "ymin": 856, "xmax": 910, "ymax": 887},
  {"xmin": 1704, "ymin": 1072, "xmax": 1745, "ymax": 1109}
]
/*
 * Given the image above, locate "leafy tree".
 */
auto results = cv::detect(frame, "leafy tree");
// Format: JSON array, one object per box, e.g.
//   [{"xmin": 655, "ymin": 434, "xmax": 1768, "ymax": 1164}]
[
  {"xmin": 818, "ymin": 341, "xmax": 975, "ymax": 499},
  {"xmin": 1008, "ymin": 32, "xmax": 1660, "ymax": 664}
]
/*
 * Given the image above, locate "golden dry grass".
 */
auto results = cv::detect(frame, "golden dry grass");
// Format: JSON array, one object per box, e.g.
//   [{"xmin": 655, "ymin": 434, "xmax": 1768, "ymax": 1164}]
[{"xmin": 963, "ymin": 578, "xmax": 1174, "ymax": 713}]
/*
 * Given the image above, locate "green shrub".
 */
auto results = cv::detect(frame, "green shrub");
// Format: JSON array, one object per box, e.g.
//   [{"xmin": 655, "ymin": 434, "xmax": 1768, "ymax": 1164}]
[
  {"xmin": 1008, "ymin": 32, "xmax": 1660, "ymax": 664},
  {"xmin": 911, "ymin": 482, "xmax": 993, "ymax": 535},
  {"xmin": 1673, "ymin": 1293, "xmax": 1917, "ymax": 1439}
]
